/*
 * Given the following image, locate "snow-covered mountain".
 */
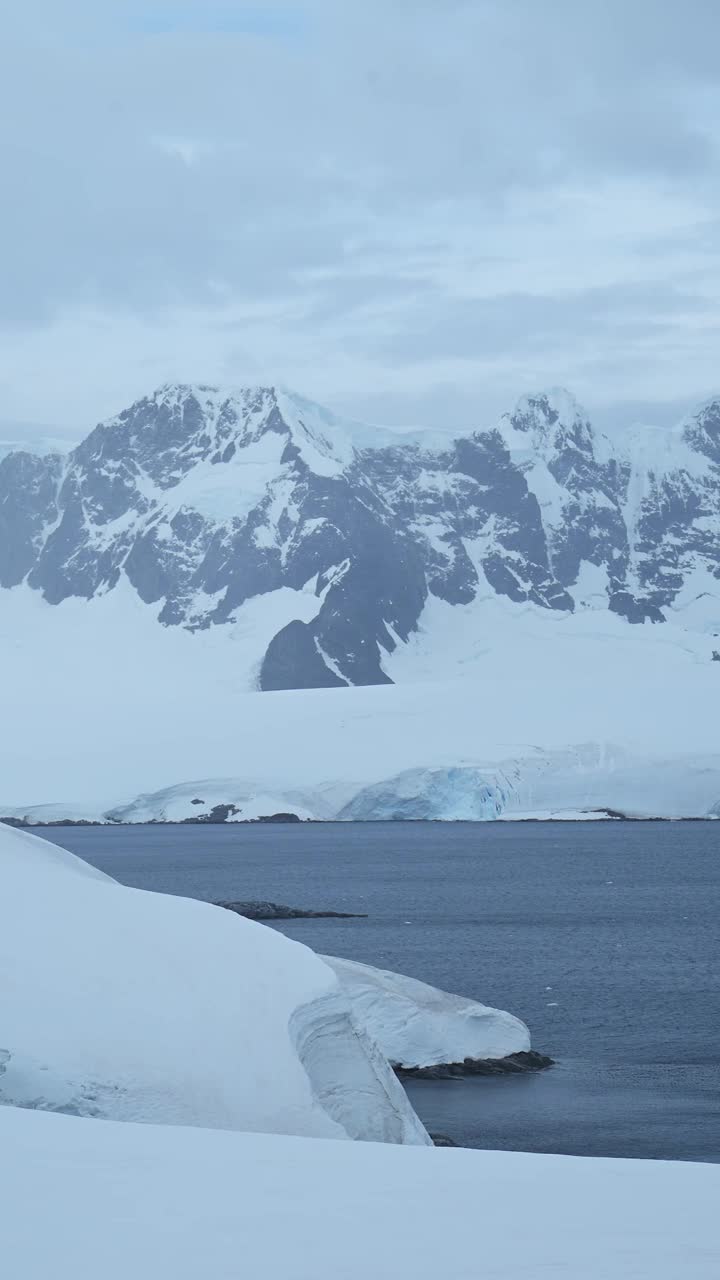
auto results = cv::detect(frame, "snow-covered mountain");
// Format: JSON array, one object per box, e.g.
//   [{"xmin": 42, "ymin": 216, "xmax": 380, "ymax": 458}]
[
  {"xmin": 2, "ymin": 381, "xmax": 719, "ymax": 818},
  {"xmin": 2, "ymin": 382, "xmax": 719, "ymax": 692}
]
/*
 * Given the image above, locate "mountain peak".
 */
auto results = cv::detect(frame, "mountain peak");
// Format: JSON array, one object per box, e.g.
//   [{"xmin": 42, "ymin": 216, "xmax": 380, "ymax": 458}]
[
  {"xmin": 496, "ymin": 387, "xmax": 598, "ymax": 465},
  {"xmin": 77, "ymin": 382, "xmax": 361, "ymax": 483},
  {"xmin": 137, "ymin": 382, "xmax": 410, "ymax": 474},
  {"xmin": 150, "ymin": 381, "xmax": 278, "ymax": 407},
  {"xmin": 512, "ymin": 387, "xmax": 586, "ymax": 429},
  {"xmin": 682, "ymin": 396, "xmax": 720, "ymax": 466},
  {"xmin": 145, "ymin": 382, "xmax": 282, "ymax": 428}
]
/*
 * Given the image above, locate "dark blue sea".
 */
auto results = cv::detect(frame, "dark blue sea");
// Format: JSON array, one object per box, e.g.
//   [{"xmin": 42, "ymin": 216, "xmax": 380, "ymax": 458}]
[{"xmin": 50, "ymin": 821, "xmax": 720, "ymax": 1162}]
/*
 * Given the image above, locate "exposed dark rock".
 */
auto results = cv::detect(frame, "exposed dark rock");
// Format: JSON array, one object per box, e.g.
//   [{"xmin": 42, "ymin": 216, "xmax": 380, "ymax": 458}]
[
  {"xmin": 255, "ymin": 812, "xmax": 302, "ymax": 823},
  {"xmin": 430, "ymin": 1133, "xmax": 459, "ymax": 1147},
  {"xmin": 181, "ymin": 803, "xmax": 241, "ymax": 824},
  {"xmin": 395, "ymin": 1050, "xmax": 554, "ymax": 1080},
  {"xmin": 589, "ymin": 808, "xmax": 668, "ymax": 822},
  {"xmin": 0, "ymin": 450, "xmax": 63, "ymax": 587},
  {"xmin": 0, "ymin": 817, "xmax": 108, "ymax": 828},
  {"xmin": 182, "ymin": 808, "xmax": 302, "ymax": 824},
  {"xmin": 261, "ymin": 619, "xmax": 347, "ymax": 690},
  {"xmin": 216, "ymin": 900, "xmax": 368, "ymax": 920}
]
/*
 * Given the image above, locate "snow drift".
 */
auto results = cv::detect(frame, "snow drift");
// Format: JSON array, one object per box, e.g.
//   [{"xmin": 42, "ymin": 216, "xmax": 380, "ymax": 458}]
[
  {"xmin": 0, "ymin": 822, "xmax": 428, "ymax": 1144},
  {"xmin": 2, "ymin": 1105, "xmax": 719, "ymax": 1280},
  {"xmin": 325, "ymin": 956, "xmax": 530, "ymax": 1069}
]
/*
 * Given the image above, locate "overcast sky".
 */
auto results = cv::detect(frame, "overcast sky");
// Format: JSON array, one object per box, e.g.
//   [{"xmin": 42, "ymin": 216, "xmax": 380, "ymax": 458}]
[{"xmin": 2, "ymin": 0, "xmax": 720, "ymax": 440}]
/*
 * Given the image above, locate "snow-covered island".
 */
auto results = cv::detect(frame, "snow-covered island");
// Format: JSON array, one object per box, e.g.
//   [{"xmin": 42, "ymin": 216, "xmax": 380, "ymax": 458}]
[
  {"xmin": 2, "ymin": 820, "xmax": 718, "ymax": 1278},
  {"xmin": 4, "ymin": 735, "xmax": 720, "ymax": 825}
]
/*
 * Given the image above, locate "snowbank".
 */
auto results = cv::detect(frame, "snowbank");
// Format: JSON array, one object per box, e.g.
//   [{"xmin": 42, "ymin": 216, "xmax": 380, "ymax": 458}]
[
  {"xmin": 325, "ymin": 956, "xmax": 530, "ymax": 1068},
  {"xmin": 0, "ymin": 823, "xmax": 428, "ymax": 1144},
  {"xmin": 2, "ymin": 1105, "xmax": 718, "ymax": 1280}
]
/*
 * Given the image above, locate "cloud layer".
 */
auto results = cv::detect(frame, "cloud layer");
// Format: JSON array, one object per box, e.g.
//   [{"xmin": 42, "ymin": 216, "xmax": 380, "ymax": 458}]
[{"xmin": 2, "ymin": 0, "xmax": 720, "ymax": 433}]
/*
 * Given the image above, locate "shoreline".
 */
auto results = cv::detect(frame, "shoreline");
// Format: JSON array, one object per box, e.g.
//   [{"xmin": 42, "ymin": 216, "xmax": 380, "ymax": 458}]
[{"xmin": 2, "ymin": 813, "xmax": 716, "ymax": 828}]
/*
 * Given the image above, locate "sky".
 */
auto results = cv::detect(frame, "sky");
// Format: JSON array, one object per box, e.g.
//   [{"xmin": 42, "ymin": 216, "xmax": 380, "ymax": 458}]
[{"xmin": 2, "ymin": 0, "xmax": 720, "ymax": 443}]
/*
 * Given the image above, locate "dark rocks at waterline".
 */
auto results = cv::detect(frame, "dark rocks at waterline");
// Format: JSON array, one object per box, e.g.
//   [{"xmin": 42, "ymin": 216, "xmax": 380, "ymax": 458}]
[
  {"xmin": 395, "ymin": 1050, "xmax": 554, "ymax": 1081},
  {"xmin": 0, "ymin": 816, "xmax": 107, "ymax": 828},
  {"xmin": 216, "ymin": 900, "xmax": 368, "ymax": 921},
  {"xmin": 430, "ymin": 1133, "xmax": 460, "ymax": 1147},
  {"xmin": 255, "ymin": 812, "xmax": 303, "ymax": 823},
  {"xmin": 181, "ymin": 807, "xmax": 303, "ymax": 824},
  {"xmin": 181, "ymin": 804, "xmax": 242, "ymax": 824}
]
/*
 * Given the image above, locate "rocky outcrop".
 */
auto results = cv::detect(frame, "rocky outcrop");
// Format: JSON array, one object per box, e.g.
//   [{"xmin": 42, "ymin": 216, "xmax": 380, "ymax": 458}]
[
  {"xmin": 217, "ymin": 901, "xmax": 367, "ymax": 920},
  {"xmin": 396, "ymin": 1049, "xmax": 554, "ymax": 1079}
]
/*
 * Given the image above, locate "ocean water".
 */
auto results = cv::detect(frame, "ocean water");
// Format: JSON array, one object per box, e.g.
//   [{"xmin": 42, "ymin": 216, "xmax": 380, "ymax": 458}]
[{"xmin": 49, "ymin": 821, "xmax": 720, "ymax": 1161}]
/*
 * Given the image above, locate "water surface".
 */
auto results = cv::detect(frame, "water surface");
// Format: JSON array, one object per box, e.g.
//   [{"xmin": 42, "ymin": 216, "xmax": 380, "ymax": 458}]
[{"xmin": 50, "ymin": 821, "xmax": 720, "ymax": 1160}]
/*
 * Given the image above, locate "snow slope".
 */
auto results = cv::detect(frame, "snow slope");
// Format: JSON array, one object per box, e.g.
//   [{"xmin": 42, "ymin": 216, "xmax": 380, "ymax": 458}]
[
  {"xmin": 325, "ymin": 957, "xmax": 530, "ymax": 1068},
  {"xmin": 2, "ymin": 1106, "xmax": 718, "ymax": 1280},
  {"xmin": 0, "ymin": 823, "xmax": 428, "ymax": 1144},
  {"xmin": 2, "ymin": 479, "xmax": 720, "ymax": 820}
]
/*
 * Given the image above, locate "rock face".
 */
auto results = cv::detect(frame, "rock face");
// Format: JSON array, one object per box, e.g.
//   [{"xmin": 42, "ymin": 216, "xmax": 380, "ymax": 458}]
[{"xmin": 1, "ymin": 382, "xmax": 719, "ymax": 689}]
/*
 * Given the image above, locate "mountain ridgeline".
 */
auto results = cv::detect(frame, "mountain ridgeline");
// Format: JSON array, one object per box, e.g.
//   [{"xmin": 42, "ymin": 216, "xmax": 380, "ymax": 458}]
[{"xmin": 1, "ymin": 384, "xmax": 718, "ymax": 690}]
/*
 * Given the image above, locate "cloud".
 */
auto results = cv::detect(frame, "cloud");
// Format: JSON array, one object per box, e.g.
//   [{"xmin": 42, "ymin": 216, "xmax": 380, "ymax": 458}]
[
  {"xmin": 125, "ymin": 4, "xmax": 309, "ymax": 38},
  {"xmin": 1, "ymin": 0, "xmax": 720, "ymax": 430}
]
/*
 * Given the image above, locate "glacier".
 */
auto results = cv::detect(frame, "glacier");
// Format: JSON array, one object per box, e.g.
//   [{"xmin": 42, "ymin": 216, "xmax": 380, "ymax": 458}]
[{"xmin": 338, "ymin": 766, "xmax": 507, "ymax": 821}]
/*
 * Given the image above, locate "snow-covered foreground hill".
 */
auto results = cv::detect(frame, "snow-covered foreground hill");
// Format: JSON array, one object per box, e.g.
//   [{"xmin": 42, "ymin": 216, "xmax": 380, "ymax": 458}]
[
  {"xmin": 0, "ymin": 822, "xmax": 537, "ymax": 1126},
  {"xmin": 2, "ymin": 1106, "xmax": 718, "ymax": 1280},
  {"xmin": 2, "ymin": 823, "xmax": 718, "ymax": 1278},
  {"xmin": 0, "ymin": 822, "xmax": 428, "ymax": 1143}
]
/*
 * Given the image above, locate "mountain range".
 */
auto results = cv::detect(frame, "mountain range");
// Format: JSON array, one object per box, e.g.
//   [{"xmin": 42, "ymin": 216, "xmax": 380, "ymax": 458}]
[{"xmin": 2, "ymin": 382, "xmax": 719, "ymax": 693}]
